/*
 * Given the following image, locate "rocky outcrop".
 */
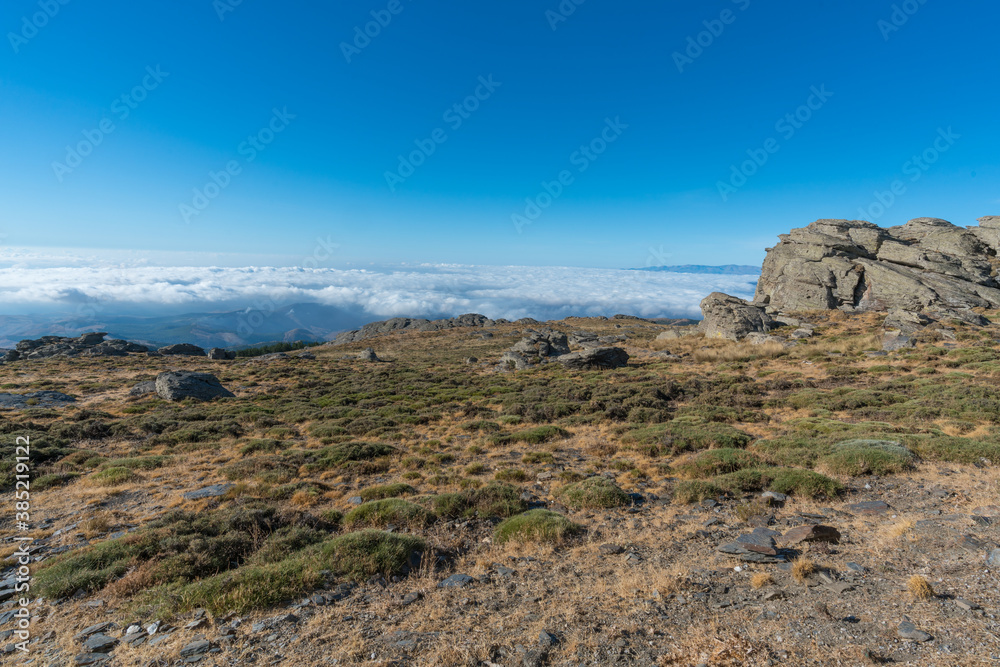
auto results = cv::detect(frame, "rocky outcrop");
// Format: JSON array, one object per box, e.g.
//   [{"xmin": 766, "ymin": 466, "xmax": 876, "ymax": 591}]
[
  {"xmin": 333, "ymin": 314, "xmax": 498, "ymax": 345},
  {"xmin": 753, "ymin": 217, "xmax": 1000, "ymax": 320},
  {"xmin": 6, "ymin": 332, "xmax": 148, "ymax": 361},
  {"xmin": 557, "ymin": 347, "xmax": 629, "ymax": 370},
  {"xmin": 699, "ymin": 292, "xmax": 775, "ymax": 341},
  {"xmin": 155, "ymin": 372, "xmax": 234, "ymax": 401},
  {"xmin": 0, "ymin": 391, "xmax": 76, "ymax": 409},
  {"xmin": 207, "ymin": 347, "xmax": 236, "ymax": 360},
  {"xmin": 509, "ymin": 330, "xmax": 570, "ymax": 358}
]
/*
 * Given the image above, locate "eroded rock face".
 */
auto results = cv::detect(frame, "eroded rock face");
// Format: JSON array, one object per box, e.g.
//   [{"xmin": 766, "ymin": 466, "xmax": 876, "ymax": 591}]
[
  {"xmin": 8, "ymin": 333, "xmax": 148, "ymax": 361},
  {"xmin": 753, "ymin": 217, "xmax": 1000, "ymax": 319},
  {"xmin": 698, "ymin": 292, "xmax": 775, "ymax": 341},
  {"xmin": 334, "ymin": 313, "xmax": 495, "ymax": 345}
]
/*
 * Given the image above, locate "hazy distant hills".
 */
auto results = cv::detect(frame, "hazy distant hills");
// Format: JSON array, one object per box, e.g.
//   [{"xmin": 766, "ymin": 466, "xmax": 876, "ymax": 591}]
[
  {"xmin": 0, "ymin": 303, "xmax": 366, "ymax": 349},
  {"xmin": 630, "ymin": 264, "xmax": 761, "ymax": 275}
]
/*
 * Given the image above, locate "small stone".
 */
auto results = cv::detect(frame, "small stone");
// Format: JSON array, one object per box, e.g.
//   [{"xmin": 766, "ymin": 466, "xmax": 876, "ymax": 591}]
[
  {"xmin": 987, "ymin": 548, "xmax": 1000, "ymax": 567},
  {"xmin": 401, "ymin": 592, "xmax": 421, "ymax": 606},
  {"xmin": 954, "ymin": 598, "xmax": 978, "ymax": 611},
  {"xmin": 781, "ymin": 525, "xmax": 841, "ymax": 545},
  {"xmin": 83, "ymin": 635, "xmax": 117, "ymax": 652},
  {"xmin": 897, "ymin": 617, "xmax": 932, "ymax": 642},
  {"xmin": 761, "ymin": 491, "xmax": 788, "ymax": 505},
  {"xmin": 438, "ymin": 574, "xmax": 475, "ymax": 588},
  {"xmin": 599, "ymin": 544, "xmax": 624, "ymax": 555},
  {"xmin": 846, "ymin": 562, "xmax": 866, "ymax": 573},
  {"xmin": 180, "ymin": 639, "xmax": 213, "ymax": 659},
  {"xmin": 182, "ymin": 483, "xmax": 233, "ymax": 501},
  {"xmin": 538, "ymin": 630, "xmax": 558, "ymax": 647}
]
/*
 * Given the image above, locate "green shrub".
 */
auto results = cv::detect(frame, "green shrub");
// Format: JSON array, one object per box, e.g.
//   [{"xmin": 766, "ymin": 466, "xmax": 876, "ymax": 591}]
[
  {"xmin": 432, "ymin": 482, "xmax": 526, "ymax": 518},
  {"xmin": 240, "ymin": 439, "xmax": 282, "ymax": 455},
  {"xmin": 494, "ymin": 509, "xmax": 582, "ymax": 544},
  {"xmin": 33, "ymin": 472, "xmax": 80, "ymax": 490},
  {"xmin": 712, "ymin": 467, "xmax": 843, "ymax": 499},
  {"xmin": 86, "ymin": 466, "xmax": 140, "ymax": 487},
  {"xmin": 672, "ymin": 448, "xmax": 762, "ymax": 478},
  {"xmin": 495, "ymin": 468, "xmax": 528, "ymax": 482},
  {"xmin": 359, "ymin": 483, "xmax": 416, "ymax": 501},
  {"xmin": 343, "ymin": 499, "xmax": 435, "ymax": 529},
  {"xmin": 319, "ymin": 530, "xmax": 426, "ymax": 581},
  {"xmin": 622, "ymin": 419, "xmax": 753, "ymax": 455},
  {"xmin": 303, "ymin": 442, "xmax": 396, "ymax": 471},
  {"xmin": 490, "ymin": 425, "xmax": 570, "ymax": 446},
  {"xmin": 673, "ymin": 480, "xmax": 725, "ymax": 504},
  {"xmin": 817, "ymin": 439, "xmax": 916, "ymax": 475},
  {"xmin": 556, "ymin": 476, "xmax": 630, "ymax": 509}
]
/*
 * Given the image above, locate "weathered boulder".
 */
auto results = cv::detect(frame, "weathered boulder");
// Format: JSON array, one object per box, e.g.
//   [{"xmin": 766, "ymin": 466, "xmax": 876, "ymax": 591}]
[
  {"xmin": 155, "ymin": 372, "xmax": 234, "ymax": 401},
  {"xmin": 8, "ymin": 332, "xmax": 147, "ymax": 360},
  {"xmin": 753, "ymin": 217, "xmax": 1000, "ymax": 320},
  {"xmin": 698, "ymin": 292, "xmax": 775, "ymax": 341},
  {"xmin": 357, "ymin": 348, "xmax": 380, "ymax": 362},
  {"xmin": 510, "ymin": 330, "xmax": 570, "ymax": 357},
  {"xmin": 158, "ymin": 343, "xmax": 206, "ymax": 357},
  {"xmin": 557, "ymin": 347, "xmax": 629, "ymax": 370},
  {"xmin": 207, "ymin": 347, "xmax": 236, "ymax": 360}
]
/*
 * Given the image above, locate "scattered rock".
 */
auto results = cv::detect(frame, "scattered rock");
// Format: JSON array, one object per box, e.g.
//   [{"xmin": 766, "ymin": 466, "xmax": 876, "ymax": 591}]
[
  {"xmin": 897, "ymin": 617, "xmax": 932, "ymax": 642},
  {"xmin": 438, "ymin": 574, "xmax": 475, "ymax": 588},
  {"xmin": 207, "ymin": 347, "xmax": 236, "ymax": 360},
  {"xmin": 557, "ymin": 347, "xmax": 629, "ymax": 370},
  {"xmin": 883, "ymin": 331, "xmax": 915, "ymax": 351},
  {"xmin": 183, "ymin": 483, "xmax": 234, "ymax": 500},
  {"xmin": 357, "ymin": 348, "xmax": 381, "ymax": 362},
  {"xmin": 781, "ymin": 525, "xmax": 841, "ymax": 545},
  {"xmin": 155, "ymin": 371, "xmax": 234, "ymax": 402},
  {"xmin": 128, "ymin": 381, "xmax": 157, "ymax": 398},
  {"xmin": 0, "ymin": 391, "xmax": 76, "ymax": 409},
  {"xmin": 987, "ymin": 548, "xmax": 1000, "ymax": 567}
]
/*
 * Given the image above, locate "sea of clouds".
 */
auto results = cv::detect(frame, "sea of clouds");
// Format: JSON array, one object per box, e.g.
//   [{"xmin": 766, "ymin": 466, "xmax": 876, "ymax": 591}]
[{"xmin": 0, "ymin": 258, "xmax": 758, "ymax": 322}]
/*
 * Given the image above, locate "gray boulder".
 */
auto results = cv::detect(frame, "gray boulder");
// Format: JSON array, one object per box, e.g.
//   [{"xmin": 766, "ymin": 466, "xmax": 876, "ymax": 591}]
[
  {"xmin": 128, "ymin": 381, "xmax": 157, "ymax": 398},
  {"xmin": 207, "ymin": 347, "xmax": 236, "ymax": 360},
  {"xmin": 158, "ymin": 343, "xmax": 206, "ymax": 357},
  {"xmin": 155, "ymin": 371, "xmax": 234, "ymax": 401},
  {"xmin": 557, "ymin": 347, "xmax": 629, "ymax": 370},
  {"xmin": 699, "ymin": 292, "xmax": 775, "ymax": 341},
  {"xmin": 883, "ymin": 331, "xmax": 915, "ymax": 351},
  {"xmin": 357, "ymin": 347, "xmax": 380, "ymax": 361}
]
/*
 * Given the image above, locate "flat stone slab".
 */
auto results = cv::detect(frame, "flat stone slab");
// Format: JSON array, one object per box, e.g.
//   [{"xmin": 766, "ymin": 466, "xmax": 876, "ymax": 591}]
[
  {"xmin": 438, "ymin": 574, "xmax": 475, "ymax": 588},
  {"xmin": 897, "ymin": 618, "xmax": 932, "ymax": 642},
  {"xmin": 782, "ymin": 524, "xmax": 841, "ymax": 545},
  {"xmin": 846, "ymin": 501, "xmax": 889, "ymax": 515},
  {"xmin": 0, "ymin": 391, "xmax": 76, "ymax": 409},
  {"xmin": 183, "ymin": 484, "xmax": 234, "ymax": 500}
]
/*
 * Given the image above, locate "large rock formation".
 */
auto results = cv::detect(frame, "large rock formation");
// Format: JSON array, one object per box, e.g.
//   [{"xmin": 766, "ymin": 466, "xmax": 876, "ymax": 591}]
[
  {"xmin": 699, "ymin": 216, "xmax": 1000, "ymax": 338},
  {"xmin": 155, "ymin": 371, "xmax": 234, "ymax": 401},
  {"xmin": 753, "ymin": 217, "xmax": 1000, "ymax": 320}
]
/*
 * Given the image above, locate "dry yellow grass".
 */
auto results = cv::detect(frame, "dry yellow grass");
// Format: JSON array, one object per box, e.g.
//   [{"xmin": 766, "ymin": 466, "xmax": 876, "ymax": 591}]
[
  {"xmin": 791, "ymin": 557, "xmax": 816, "ymax": 583},
  {"xmin": 908, "ymin": 575, "xmax": 935, "ymax": 601},
  {"xmin": 750, "ymin": 572, "xmax": 774, "ymax": 589}
]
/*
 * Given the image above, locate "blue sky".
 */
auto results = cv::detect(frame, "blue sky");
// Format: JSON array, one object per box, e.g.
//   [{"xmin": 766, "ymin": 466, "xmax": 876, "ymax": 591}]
[{"xmin": 2, "ymin": 0, "xmax": 999, "ymax": 270}]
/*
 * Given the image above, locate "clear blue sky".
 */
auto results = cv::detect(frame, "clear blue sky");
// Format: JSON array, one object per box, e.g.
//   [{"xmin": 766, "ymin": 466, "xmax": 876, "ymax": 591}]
[{"xmin": 2, "ymin": 0, "xmax": 999, "ymax": 269}]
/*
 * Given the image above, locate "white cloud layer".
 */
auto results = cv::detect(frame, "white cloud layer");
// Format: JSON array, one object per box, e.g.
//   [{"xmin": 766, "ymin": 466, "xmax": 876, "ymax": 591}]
[{"xmin": 0, "ymin": 259, "xmax": 758, "ymax": 321}]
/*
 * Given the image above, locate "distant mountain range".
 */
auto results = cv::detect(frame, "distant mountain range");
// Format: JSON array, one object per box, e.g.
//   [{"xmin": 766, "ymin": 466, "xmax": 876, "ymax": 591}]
[
  {"xmin": 0, "ymin": 303, "xmax": 366, "ymax": 349},
  {"xmin": 630, "ymin": 264, "xmax": 761, "ymax": 275}
]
